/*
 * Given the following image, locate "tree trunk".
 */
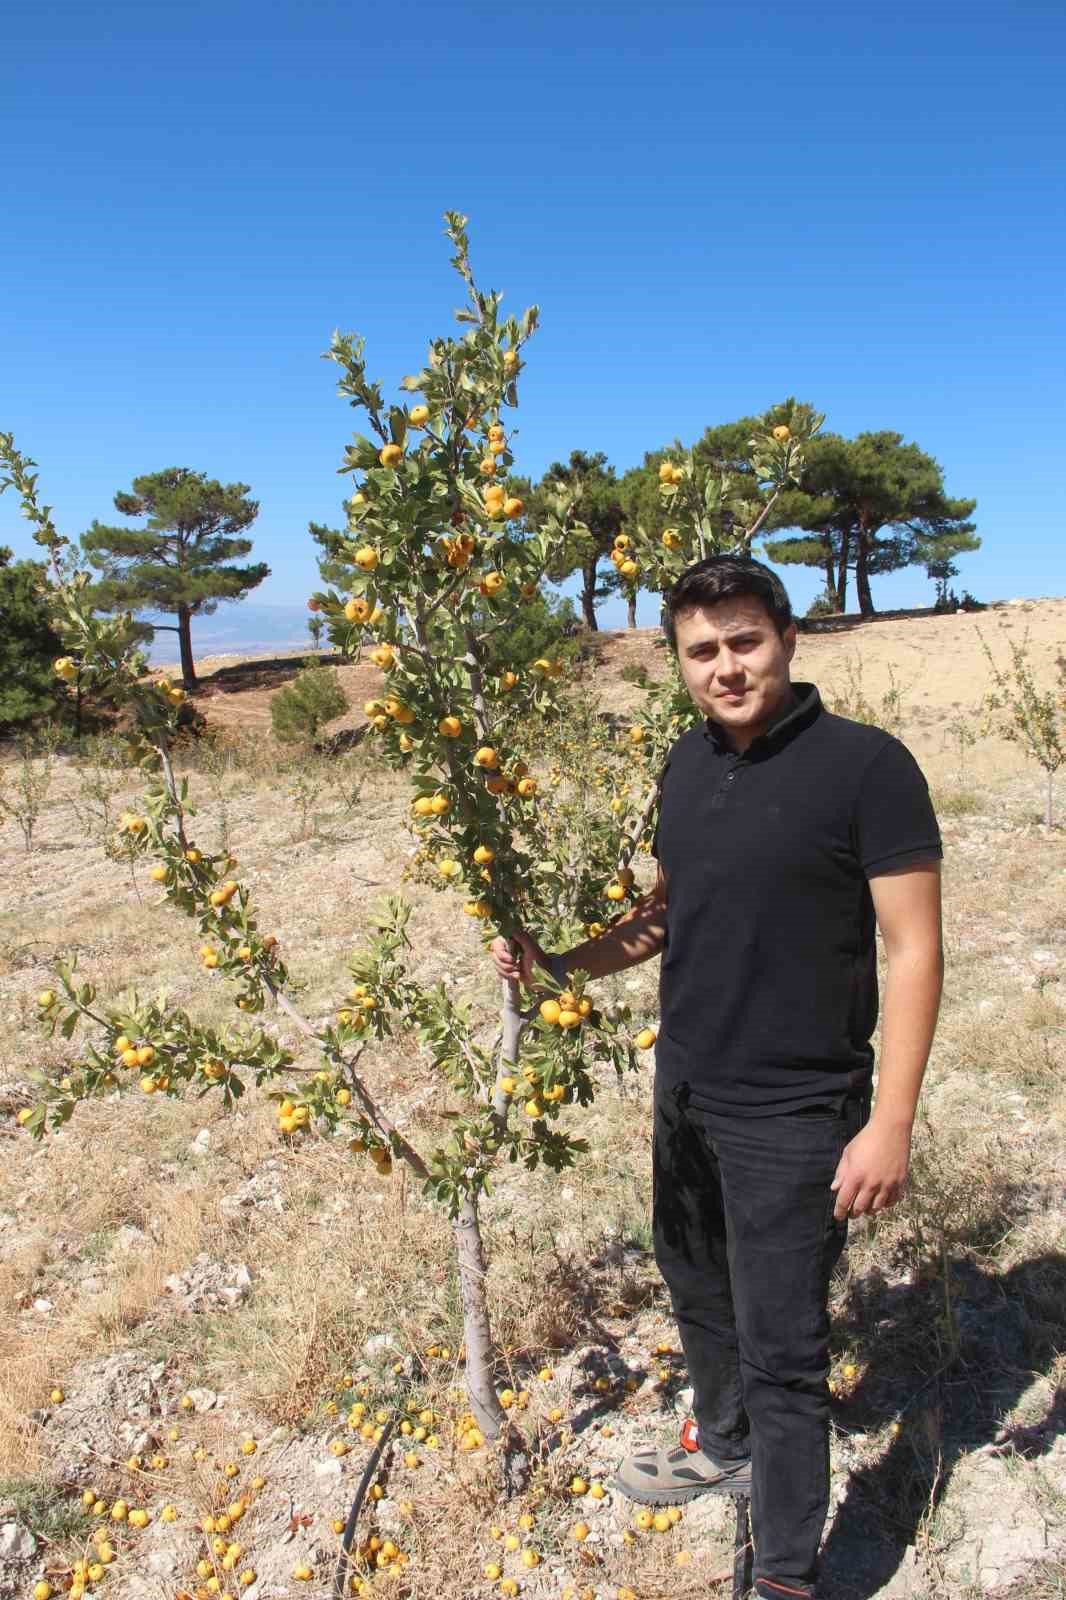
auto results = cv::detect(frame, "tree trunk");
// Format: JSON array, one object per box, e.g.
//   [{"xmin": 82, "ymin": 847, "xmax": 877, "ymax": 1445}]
[
  {"xmin": 450, "ymin": 972, "xmax": 529, "ymax": 1493},
  {"xmin": 855, "ymin": 536, "xmax": 875, "ymax": 618},
  {"xmin": 627, "ymin": 593, "xmax": 637, "ymax": 629},
  {"xmin": 177, "ymin": 604, "xmax": 197, "ymax": 689},
  {"xmin": 581, "ymin": 558, "xmax": 599, "ymax": 631},
  {"xmin": 836, "ymin": 528, "xmax": 852, "ymax": 611}
]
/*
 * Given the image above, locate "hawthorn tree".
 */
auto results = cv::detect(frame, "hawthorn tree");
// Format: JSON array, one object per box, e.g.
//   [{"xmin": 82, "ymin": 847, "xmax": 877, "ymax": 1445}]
[
  {"xmin": 2, "ymin": 220, "xmax": 659, "ymax": 1492},
  {"xmin": 764, "ymin": 430, "xmax": 978, "ymax": 616},
  {"xmin": 81, "ymin": 468, "xmax": 269, "ymax": 689},
  {"xmin": 5, "ymin": 223, "xmax": 820, "ymax": 1513}
]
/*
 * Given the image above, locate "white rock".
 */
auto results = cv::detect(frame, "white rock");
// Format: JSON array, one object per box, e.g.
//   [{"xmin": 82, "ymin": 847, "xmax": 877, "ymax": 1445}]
[
  {"xmin": 365, "ymin": 1333, "xmax": 395, "ymax": 1355},
  {"xmin": 32, "ymin": 1298, "xmax": 53, "ymax": 1313},
  {"xmin": 190, "ymin": 1129, "xmax": 212, "ymax": 1154},
  {"xmin": 0, "ymin": 1522, "xmax": 37, "ymax": 1560},
  {"xmin": 184, "ymin": 1387, "xmax": 218, "ymax": 1412},
  {"xmin": 314, "ymin": 1457, "xmax": 343, "ymax": 1478}
]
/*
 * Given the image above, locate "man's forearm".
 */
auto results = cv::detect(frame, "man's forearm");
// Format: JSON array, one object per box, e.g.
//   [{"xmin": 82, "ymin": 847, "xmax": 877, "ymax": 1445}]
[
  {"xmin": 871, "ymin": 948, "xmax": 943, "ymax": 1127},
  {"xmin": 556, "ymin": 890, "xmax": 668, "ymax": 983}
]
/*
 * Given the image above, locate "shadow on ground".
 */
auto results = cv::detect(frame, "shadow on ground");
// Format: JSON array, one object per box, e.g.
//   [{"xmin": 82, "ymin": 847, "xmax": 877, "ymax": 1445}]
[{"xmin": 820, "ymin": 1251, "xmax": 1066, "ymax": 1598}]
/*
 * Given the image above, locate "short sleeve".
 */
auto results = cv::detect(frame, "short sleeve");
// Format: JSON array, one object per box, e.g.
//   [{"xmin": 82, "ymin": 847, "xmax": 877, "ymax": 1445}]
[{"xmin": 853, "ymin": 738, "xmax": 942, "ymax": 878}]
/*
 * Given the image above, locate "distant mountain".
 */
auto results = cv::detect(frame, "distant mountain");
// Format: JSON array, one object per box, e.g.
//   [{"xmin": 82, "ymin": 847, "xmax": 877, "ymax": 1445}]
[{"xmin": 144, "ymin": 601, "xmax": 312, "ymax": 665}]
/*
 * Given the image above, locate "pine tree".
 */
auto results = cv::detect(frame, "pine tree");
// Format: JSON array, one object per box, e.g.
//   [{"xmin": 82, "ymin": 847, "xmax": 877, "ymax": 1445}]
[{"xmin": 81, "ymin": 468, "xmax": 269, "ymax": 688}]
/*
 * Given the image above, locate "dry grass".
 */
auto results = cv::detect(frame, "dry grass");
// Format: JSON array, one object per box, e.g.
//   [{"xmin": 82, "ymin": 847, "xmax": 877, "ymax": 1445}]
[{"xmin": 1, "ymin": 617, "xmax": 1064, "ymax": 1598}]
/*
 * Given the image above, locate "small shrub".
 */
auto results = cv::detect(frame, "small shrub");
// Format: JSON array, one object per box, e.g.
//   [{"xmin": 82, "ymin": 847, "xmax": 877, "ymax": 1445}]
[
  {"xmin": 805, "ymin": 590, "xmax": 838, "ymax": 619},
  {"xmin": 934, "ymin": 788, "xmax": 983, "ymax": 817},
  {"xmin": 0, "ymin": 729, "xmax": 60, "ymax": 851},
  {"xmin": 270, "ymin": 660, "xmax": 348, "ymax": 747}
]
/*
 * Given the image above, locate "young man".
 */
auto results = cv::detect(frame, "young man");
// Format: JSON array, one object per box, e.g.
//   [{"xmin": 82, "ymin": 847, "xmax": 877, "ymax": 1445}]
[{"xmin": 490, "ymin": 556, "xmax": 943, "ymax": 1600}]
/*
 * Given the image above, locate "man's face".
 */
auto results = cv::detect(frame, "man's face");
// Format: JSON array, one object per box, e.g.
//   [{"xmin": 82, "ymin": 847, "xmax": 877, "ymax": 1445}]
[{"xmin": 673, "ymin": 596, "xmax": 797, "ymax": 750}]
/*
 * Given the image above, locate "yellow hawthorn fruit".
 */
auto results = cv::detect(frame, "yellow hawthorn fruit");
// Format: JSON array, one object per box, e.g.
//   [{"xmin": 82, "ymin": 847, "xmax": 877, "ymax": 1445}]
[
  {"xmin": 473, "ymin": 746, "xmax": 499, "ymax": 769},
  {"xmin": 292, "ymin": 1564, "xmax": 314, "ymax": 1581},
  {"xmin": 149, "ymin": 865, "xmax": 167, "ymax": 883},
  {"xmin": 238, "ymin": 1574, "xmax": 256, "ymax": 1590},
  {"xmin": 571, "ymin": 1522, "xmax": 590, "ymax": 1542},
  {"xmin": 161, "ymin": 1504, "xmax": 178, "ymax": 1522},
  {"xmin": 81, "ymin": 1489, "xmax": 96, "ymax": 1507},
  {"xmin": 479, "ymin": 457, "xmax": 497, "ymax": 477},
  {"xmin": 662, "ymin": 528, "xmax": 682, "ymax": 550},
  {"xmin": 499, "ymin": 670, "xmax": 518, "ymax": 691},
  {"xmin": 409, "ymin": 404, "xmax": 430, "ymax": 426},
  {"xmin": 437, "ymin": 859, "xmax": 461, "ymax": 880},
  {"xmin": 378, "ymin": 443, "xmax": 403, "ymax": 468},
  {"xmin": 538, "ymin": 997, "xmax": 562, "ymax": 1026},
  {"xmin": 614, "ymin": 533, "xmax": 631, "ymax": 550},
  {"xmin": 653, "ymin": 1511, "xmax": 671, "ymax": 1532},
  {"xmin": 502, "ymin": 348, "xmax": 519, "ymax": 371},
  {"xmin": 773, "ymin": 423, "xmax": 791, "ymax": 440},
  {"xmin": 516, "ymin": 777, "xmax": 537, "ymax": 798},
  {"xmin": 498, "ymin": 1388, "xmax": 515, "ymax": 1408},
  {"xmin": 345, "ymin": 597, "xmax": 370, "ymax": 623},
  {"xmin": 570, "ymin": 1476, "xmax": 588, "ymax": 1495},
  {"xmin": 558, "ymin": 1008, "xmax": 581, "ymax": 1030},
  {"xmin": 634, "ymin": 1027, "xmax": 658, "ymax": 1049},
  {"xmin": 524, "ymin": 1099, "xmax": 544, "ymax": 1119},
  {"xmin": 53, "ymin": 656, "xmax": 78, "ymax": 681},
  {"xmin": 503, "ymin": 496, "xmax": 524, "ymax": 518},
  {"xmin": 398, "ymin": 732, "xmax": 414, "ymax": 752},
  {"xmin": 354, "ymin": 544, "xmax": 380, "ymax": 572},
  {"xmin": 498, "ymin": 1076, "xmax": 517, "ymax": 1095},
  {"xmin": 437, "ymin": 715, "xmax": 462, "ymax": 738},
  {"xmin": 128, "ymin": 1508, "xmax": 150, "ymax": 1528},
  {"xmin": 223, "ymin": 1462, "xmax": 239, "ymax": 1478},
  {"xmin": 531, "ymin": 657, "xmax": 551, "ymax": 675},
  {"xmin": 635, "ymin": 1509, "xmax": 654, "ymax": 1530},
  {"xmin": 606, "ymin": 882, "xmax": 626, "ymax": 902},
  {"xmin": 483, "ymin": 570, "xmax": 506, "ymax": 594},
  {"xmin": 114, "ymin": 1035, "xmax": 132, "ymax": 1054},
  {"xmin": 503, "ymin": 1534, "xmax": 520, "ymax": 1552},
  {"xmin": 520, "ymin": 1550, "xmax": 540, "ymax": 1569},
  {"xmin": 412, "ymin": 796, "xmax": 434, "ymax": 817},
  {"xmin": 484, "ymin": 1563, "xmax": 502, "ymax": 1581},
  {"xmin": 185, "ymin": 848, "xmax": 202, "ymax": 864},
  {"xmin": 370, "ymin": 645, "xmax": 395, "ymax": 668},
  {"xmin": 429, "ymin": 793, "xmax": 451, "ymax": 815},
  {"xmin": 126, "ymin": 1453, "xmax": 142, "ymax": 1471},
  {"xmin": 666, "ymin": 1506, "xmax": 682, "ymax": 1524},
  {"xmin": 499, "ymin": 1582, "xmax": 519, "ymax": 1599},
  {"xmin": 110, "ymin": 1500, "xmax": 129, "ymax": 1522},
  {"xmin": 843, "ymin": 1362, "xmax": 858, "ymax": 1379},
  {"xmin": 589, "ymin": 1482, "xmax": 605, "ymax": 1500},
  {"xmin": 472, "ymin": 844, "xmax": 495, "ymax": 865},
  {"xmin": 659, "ymin": 462, "xmax": 676, "ymax": 482},
  {"xmin": 34, "ymin": 1583, "xmax": 53, "ymax": 1600},
  {"xmin": 485, "ymin": 775, "xmax": 509, "ymax": 795},
  {"xmin": 49, "ymin": 1386, "xmax": 65, "ymax": 1403},
  {"xmin": 619, "ymin": 559, "xmax": 638, "ymax": 578}
]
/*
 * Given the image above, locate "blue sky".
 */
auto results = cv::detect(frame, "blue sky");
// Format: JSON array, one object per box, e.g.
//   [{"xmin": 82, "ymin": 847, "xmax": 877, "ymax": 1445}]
[{"xmin": 2, "ymin": 0, "xmax": 1063, "ymax": 645}]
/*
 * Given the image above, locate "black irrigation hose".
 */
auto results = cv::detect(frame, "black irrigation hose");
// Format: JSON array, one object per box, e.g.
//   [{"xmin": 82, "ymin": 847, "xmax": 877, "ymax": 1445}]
[{"xmin": 331, "ymin": 1410, "xmax": 400, "ymax": 1600}]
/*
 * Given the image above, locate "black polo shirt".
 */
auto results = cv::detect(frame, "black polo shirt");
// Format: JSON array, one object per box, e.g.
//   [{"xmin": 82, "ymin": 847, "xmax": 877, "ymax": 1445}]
[{"xmin": 650, "ymin": 681, "xmax": 942, "ymax": 1114}]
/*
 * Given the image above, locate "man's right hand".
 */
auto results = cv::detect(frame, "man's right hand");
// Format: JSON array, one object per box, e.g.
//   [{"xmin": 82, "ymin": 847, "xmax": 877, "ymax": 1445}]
[{"xmin": 490, "ymin": 929, "xmax": 552, "ymax": 988}]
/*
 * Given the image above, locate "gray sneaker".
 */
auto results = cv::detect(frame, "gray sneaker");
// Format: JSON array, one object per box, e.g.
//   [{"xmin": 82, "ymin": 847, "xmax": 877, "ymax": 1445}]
[{"xmin": 612, "ymin": 1420, "xmax": 752, "ymax": 1505}]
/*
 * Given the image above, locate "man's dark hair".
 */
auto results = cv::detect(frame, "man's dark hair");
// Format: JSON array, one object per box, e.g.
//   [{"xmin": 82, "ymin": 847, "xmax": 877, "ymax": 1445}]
[{"xmin": 661, "ymin": 555, "xmax": 794, "ymax": 652}]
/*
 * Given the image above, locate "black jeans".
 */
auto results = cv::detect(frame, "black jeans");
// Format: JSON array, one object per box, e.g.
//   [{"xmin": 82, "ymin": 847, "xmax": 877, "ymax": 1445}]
[{"xmin": 652, "ymin": 1077, "xmax": 870, "ymax": 1592}]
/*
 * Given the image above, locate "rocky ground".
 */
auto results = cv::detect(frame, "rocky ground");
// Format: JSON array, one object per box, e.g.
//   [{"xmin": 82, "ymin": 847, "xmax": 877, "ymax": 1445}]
[{"xmin": 2, "ymin": 608, "xmax": 1065, "ymax": 1600}]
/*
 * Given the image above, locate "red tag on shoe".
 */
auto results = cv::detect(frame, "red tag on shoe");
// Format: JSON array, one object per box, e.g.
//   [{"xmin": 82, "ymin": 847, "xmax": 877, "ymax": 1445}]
[{"xmin": 679, "ymin": 1418, "xmax": 700, "ymax": 1453}]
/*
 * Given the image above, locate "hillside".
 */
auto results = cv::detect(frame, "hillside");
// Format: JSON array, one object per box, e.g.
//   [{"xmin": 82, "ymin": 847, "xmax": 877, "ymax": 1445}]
[{"xmin": 0, "ymin": 598, "xmax": 1064, "ymax": 1600}]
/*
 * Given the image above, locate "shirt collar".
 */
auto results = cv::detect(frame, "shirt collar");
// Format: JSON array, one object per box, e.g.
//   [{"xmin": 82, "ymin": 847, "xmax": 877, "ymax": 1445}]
[{"xmin": 702, "ymin": 681, "xmax": 822, "ymax": 756}]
